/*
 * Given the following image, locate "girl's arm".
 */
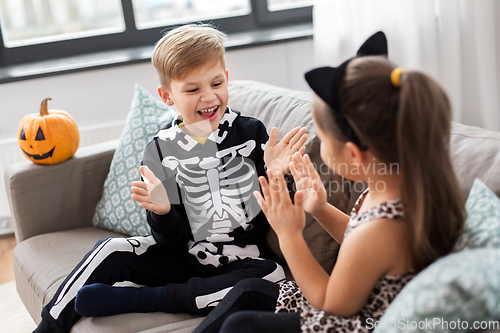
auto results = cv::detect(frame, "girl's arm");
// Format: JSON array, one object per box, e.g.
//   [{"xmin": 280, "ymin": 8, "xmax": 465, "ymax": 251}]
[
  {"xmin": 255, "ymin": 171, "xmax": 402, "ymax": 317},
  {"xmin": 311, "ymin": 203, "xmax": 350, "ymax": 244},
  {"xmin": 289, "ymin": 153, "xmax": 350, "ymax": 243},
  {"xmin": 319, "ymin": 219, "xmax": 399, "ymax": 316},
  {"xmin": 254, "ymin": 170, "xmax": 330, "ymax": 305},
  {"xmin": 283, "ymin": 212, "xmax": 400, "ymax": 316}
]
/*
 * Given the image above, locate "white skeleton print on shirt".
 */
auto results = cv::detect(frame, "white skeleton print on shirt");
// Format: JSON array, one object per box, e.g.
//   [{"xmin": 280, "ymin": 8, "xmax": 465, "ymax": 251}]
[{"xmin": 143, "ymin": 108, "xmax": 267, "ymax": 267}]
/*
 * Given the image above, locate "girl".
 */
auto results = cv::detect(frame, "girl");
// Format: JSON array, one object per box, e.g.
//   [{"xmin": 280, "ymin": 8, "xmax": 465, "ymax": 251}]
[{"xmin": 193, "ymin": 31, "xmax": 465, "ymax": 333}]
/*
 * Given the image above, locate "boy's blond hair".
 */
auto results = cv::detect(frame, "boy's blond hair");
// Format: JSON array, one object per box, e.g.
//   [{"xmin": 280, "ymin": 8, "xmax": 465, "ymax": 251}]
[{"xmin": 152, "ymin": 24, "xmax": 228, "ymax": 88}]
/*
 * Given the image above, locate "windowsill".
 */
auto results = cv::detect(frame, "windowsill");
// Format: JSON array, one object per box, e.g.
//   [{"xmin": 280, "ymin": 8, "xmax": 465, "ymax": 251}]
[{"xmin": 0, "ymin": 22, "xmax": 313, "ymax": 85}]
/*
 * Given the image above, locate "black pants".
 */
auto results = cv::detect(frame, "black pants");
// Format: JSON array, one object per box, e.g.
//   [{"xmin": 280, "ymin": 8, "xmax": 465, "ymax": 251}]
[
  {"xmin": 194, "ymin": 278, "xmax": 301, "ymax": 333},
  {"xmin": 37, "ymin": 235, "xmax": 285, "ymax": 333}
]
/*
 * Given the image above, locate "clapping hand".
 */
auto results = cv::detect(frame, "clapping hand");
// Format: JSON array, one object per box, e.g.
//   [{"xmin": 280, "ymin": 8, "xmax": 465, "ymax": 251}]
[
  {"xmin": 264, "ymin": 127, "xmax": 307, "ymax": 175},
  {"xmin": 289, "ymin": 152, "xmax": 327, "ymax": 216},
  {"xmin": 253, "ymin": 169, "xmax": 306, "ymax": 240},
  {"xmin": 131, "ymin": 165, "xmax": 171, "ymax": 215}
]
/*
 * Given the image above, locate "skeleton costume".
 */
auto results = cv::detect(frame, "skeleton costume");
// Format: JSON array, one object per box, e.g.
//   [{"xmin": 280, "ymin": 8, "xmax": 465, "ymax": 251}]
[
  {"xmin": 35, "ymin": 107, "xmax": 286, "ymax": 333},
  {"xmin": 144, "ymin": 107, "xmax": 275, "ymax": 264}
]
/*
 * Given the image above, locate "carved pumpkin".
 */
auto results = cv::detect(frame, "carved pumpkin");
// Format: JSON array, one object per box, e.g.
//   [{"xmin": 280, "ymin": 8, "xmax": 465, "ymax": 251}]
[{"xmin": 18, "ymin": 98, "xmax": 80, "ymax": 165}]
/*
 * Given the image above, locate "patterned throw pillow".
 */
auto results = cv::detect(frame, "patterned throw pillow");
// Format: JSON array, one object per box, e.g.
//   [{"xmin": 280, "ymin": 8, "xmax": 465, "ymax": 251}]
[
  {"xmin": 453, "ymin": 178, "xmax": 500, "ymax": 251},
  {"xmin": 373, "ymin": 179, "xmax": 500, "ymax": 333},
  {"xmin": 92, "ymin": 85, "xmax": 177, "ymax": 236},
  {"xmin": 374, "ymin": 248, "xmax": 500, "ymax": 333}
]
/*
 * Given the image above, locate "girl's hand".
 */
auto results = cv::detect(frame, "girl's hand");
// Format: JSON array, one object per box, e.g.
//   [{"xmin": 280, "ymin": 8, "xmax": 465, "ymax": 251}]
[
  {"xmin": 289, "ymin": 153, "xmax": 328, "ymax": 216},
  {"xmin": 264, "ymin": 127, "xmax": 307, "ymax": 175},
  {"xmin": 131, "ymin": 165, "xmax": 171, "ymax": 215},
  {"xmin": 253, "ymin": 170, "xmax": 306, "ymax": 240}
]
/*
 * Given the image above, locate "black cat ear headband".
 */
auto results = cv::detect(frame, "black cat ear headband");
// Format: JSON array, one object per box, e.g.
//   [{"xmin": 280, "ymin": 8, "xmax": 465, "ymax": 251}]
[{"xmin": 305, "ymin": 31, "xmax": 402, "ymax": 150}]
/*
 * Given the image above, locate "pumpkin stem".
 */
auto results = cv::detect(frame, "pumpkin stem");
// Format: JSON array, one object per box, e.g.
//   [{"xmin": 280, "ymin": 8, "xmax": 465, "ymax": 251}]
[{"xmin": 40, "ymin": 98, "xmax": 52, "ymax": 116}]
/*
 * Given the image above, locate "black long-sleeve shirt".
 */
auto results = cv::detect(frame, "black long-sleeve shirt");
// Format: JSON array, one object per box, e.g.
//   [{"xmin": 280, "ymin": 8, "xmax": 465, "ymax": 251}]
[{"xmin": 142, "ymin": 107, "xmax": 273, "ymax": 266}]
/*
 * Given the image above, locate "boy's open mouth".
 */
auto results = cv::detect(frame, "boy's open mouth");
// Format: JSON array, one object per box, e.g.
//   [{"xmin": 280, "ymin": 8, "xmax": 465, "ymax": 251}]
[{"xmin": 197, "ymin": 105, "xmax": 219, "ymax": 121}]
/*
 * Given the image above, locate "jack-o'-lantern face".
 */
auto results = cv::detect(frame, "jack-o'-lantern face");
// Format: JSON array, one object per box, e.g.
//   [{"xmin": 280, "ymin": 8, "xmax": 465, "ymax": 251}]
[
  {"xmin": 19, "ymin": 125, "xmax": 56, "ymax": 161},
  {"xmin": 17, "ymin": 98, "xmax": 80, "ymax": 165}
]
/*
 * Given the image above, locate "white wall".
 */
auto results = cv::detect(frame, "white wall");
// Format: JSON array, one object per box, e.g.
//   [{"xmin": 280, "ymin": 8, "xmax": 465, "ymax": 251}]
[
  {"xmin": 0, "ymin": 39, "xmax": 314, "ymax": 221},
  {"xmin": 312, "ymin": 0, "xmax": 500, "ymax": 132},
  {"xmin": 0, "ymin": 39, "xmax": 315, "ymax": 139}
]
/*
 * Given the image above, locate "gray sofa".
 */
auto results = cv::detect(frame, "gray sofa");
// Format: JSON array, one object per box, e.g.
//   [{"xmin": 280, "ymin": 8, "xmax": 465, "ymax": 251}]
[{"xmin": 5, "ymin": 80, "xmax": 500, "ymax": 333}]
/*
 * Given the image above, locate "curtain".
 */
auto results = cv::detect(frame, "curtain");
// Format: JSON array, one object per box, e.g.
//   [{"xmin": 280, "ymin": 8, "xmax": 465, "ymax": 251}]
[{"xmin": 313, "ymin": 0, "xmax": 500, "ymax": 131}]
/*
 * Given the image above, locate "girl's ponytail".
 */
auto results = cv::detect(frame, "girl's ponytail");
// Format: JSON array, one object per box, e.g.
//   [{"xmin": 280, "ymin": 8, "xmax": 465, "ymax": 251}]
[
  {"xmin": 397, "ymin": 71, "xmax": 465, "ymax": 272},
  {"xmin": 339, "ymin": 57, "xmax": 465, "ymax": 272}
]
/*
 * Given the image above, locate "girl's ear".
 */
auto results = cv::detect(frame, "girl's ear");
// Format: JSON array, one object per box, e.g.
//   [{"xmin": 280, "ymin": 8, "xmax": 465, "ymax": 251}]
[
  {"xmin": 158, "ymin": 86, "xmax": 174, "ymax": 106},
  {"xmin": 344, "ymin": 142, "xmax": 365, "ymax": 167},
  {"xmin": 225, "ymin": 69, "xmax": 229, "ymax": 83}
]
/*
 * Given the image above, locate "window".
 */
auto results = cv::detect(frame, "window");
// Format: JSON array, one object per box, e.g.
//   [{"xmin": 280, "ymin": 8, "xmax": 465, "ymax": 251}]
[
  {"xmin": 0, "ymin": 0, "xmax": 312, "ymax": 68},
  {"xmin": 0, "ymin": 0, "xmax": 125, "ymax": 47},
  {"xmin": 132, "ymin": 0, "xmax": 251, "ymax": 30},
  {"xmin": 268, "ymin": 0, "xmax": 314, "ymax": 11}
]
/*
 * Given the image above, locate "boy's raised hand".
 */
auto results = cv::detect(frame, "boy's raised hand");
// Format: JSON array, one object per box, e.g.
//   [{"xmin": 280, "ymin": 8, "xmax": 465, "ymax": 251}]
[
  {"xmin": 264, "ymin": 127, "xmax": 308, "ymax": 175},
  {"xmin": 289, "ymin": 152, "xmax": 327, "ymax": 216},
  {"xmin": 131, "ymin": 165, "xmax": 171, "ymax": 215}
]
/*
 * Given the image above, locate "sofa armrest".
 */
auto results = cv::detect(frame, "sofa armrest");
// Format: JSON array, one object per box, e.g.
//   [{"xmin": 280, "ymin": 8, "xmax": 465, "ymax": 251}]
[{"xmin": 5, "ymin": 140, "xmax": 118, "ymax": 242}]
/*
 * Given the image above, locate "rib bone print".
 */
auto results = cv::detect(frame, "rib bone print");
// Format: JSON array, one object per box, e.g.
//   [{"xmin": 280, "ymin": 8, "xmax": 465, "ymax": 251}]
[{"xmin": 162, "ymin": 139, "xmax": 260, "ymax": 243}]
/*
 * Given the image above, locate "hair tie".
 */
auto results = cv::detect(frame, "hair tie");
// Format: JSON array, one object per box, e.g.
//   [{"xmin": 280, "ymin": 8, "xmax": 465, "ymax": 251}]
[{"xmin": 391, "ymin": 67, "xmax": 404, "ymax": 87}]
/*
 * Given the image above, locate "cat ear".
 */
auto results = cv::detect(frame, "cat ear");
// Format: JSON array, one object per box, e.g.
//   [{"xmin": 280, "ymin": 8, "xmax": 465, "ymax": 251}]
[
  {"xmin": 304, "ymin": 30, "xmax": 389, "ymax": 152},
  {"xmin": 356, "ymin": 31, "xmax": 388, "ymax": 57}
]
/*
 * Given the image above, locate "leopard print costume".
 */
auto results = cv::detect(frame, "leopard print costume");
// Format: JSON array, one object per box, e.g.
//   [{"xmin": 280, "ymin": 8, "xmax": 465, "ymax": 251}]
[{"xmin": 275, "ymin": 189, "xmax": 415, "ymax": 333}]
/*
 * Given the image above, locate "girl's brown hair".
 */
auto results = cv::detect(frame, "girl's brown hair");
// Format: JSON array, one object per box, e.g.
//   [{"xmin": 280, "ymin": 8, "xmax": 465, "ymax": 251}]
[{"xmin": 320, "ymin": 56, "xmax": 465, "ymax": 272}]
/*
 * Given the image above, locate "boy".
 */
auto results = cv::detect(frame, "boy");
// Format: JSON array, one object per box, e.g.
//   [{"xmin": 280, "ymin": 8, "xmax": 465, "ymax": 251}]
[{"xmin": 34, "ymin": 24, "xmax": 307, "ymax": 333}]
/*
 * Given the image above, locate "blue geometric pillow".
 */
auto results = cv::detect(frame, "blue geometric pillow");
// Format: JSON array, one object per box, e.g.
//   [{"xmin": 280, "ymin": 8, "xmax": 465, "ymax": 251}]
[
  {"xmin": 374, "ymin": 179, "xmax": 500, "ymax": 333},
  {"xmin": 374, "ymin": 248, "xmax": 500, "ymax": 333},
  {"xmin": 92, "ymin": 85, "xmax": 177, "ymax": 236},
  {"xmin": 453, "ymin": 178, "xmax": 500, "ymax": 251}
]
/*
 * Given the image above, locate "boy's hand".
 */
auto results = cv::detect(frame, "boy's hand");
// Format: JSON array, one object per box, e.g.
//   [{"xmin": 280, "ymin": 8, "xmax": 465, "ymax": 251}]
[
  {"xmin": 264, "ymin": 127, "xmax": 307, "ymax": 175},
  {"xmin": 289, "ymin": 152, "xmax": 328, "ymax": 216},
  {"xmin": 131, "ymin": 166, "xmax": 171, "ymax": 215},
  {"xmin": 254, "ymin": 170, "xmax": 306, "ymax": 240}
]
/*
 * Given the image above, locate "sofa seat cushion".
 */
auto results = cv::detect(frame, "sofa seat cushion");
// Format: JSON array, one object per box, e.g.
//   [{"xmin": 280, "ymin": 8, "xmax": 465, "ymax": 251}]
[
  {"xmin": 13, "ymin": 228, "xmax": 125, "ymax": 322},
  {"xmin": 12, "ymin": 227, "xmax": 201, "ymax": 332},
  {"xmin": 73, "ymin": 315, "xmax": 204, "ymax": 333},
  {"xmin": 71, "ymin": 312, "xmax": 203, "ymax": 333}
]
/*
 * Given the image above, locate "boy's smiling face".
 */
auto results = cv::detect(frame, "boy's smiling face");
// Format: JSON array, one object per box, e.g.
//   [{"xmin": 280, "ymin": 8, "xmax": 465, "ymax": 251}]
[{"xmin": 158, "ymin": 60, "xmax": 229, "ymax": 136}]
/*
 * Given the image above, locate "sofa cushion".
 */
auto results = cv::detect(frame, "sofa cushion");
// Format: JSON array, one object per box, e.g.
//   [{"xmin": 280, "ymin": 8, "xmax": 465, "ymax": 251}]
[
  {"xmin": 229, "ymin": 80, "xmax": 351, "ymax": 273},
  {"xmin": 454, "ymin": 179, "xmax": 500, "ymax": 251},
  {"xmin": 374, "ymin": 248, "xmax": 500, "ymax": 333},
  {"xmin": 72, "ymin": 312, "xmax": 203, "ymax": 333},
  {"xmin": 374, "ymin": 179, "xmax": 500, "ymax": 333},
  {"xmin": 450, "ymin": 122, "xmax": 500, "ymax": 199},
  {"xmin": 92, "ymin": 85, "xmax": 177, "ymax": 236},
  {"xmin": 12, "ymin": 228, "xmax": 125, "ymax": 323},
  {"xmin": 135, "ymin": 317, "xmax": 204, "ymax": 333},
  {"xmin": 12, "ymin": 227, "xmax": 202, "ymax": 332}
]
